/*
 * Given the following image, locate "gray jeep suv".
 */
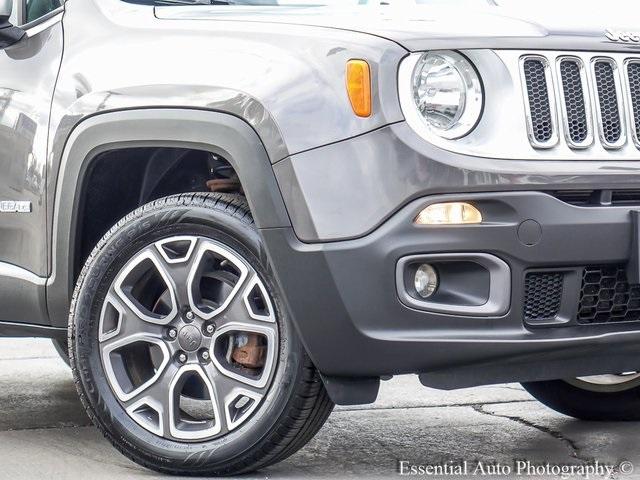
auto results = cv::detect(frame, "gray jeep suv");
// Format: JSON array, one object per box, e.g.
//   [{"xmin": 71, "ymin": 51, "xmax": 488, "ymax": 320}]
[{"xmin": 2, "ymin": 0, "xmax": 640, "ymax": 475}]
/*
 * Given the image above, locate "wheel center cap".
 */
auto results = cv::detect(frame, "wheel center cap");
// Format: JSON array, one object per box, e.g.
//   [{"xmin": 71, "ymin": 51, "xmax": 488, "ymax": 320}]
[{"xmin": 178, "ymin": 325, "xmax": 202, "ymax": 352}]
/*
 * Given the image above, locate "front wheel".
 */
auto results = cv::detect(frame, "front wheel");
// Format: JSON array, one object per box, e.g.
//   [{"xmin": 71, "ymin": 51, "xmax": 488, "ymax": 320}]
[
  {"xmin": 522, "ymin": 374, "xmax": 640, "ymax": 421},
  {"xmin": 70, "ymin": 193, "xmax": 333, "ymax": 476}
]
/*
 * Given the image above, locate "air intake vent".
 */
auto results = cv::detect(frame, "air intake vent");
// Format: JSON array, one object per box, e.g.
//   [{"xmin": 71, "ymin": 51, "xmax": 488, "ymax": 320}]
[
  {"xmin": 593, "ymin": 59, "xmax": 625, "ymax": 147},
  {"xmin": 551, "ymin": 190, "xmax": 596, "ymax": 206},
  {"xmin": 628, "ymin": 61, "xmax": 640, "ymax": 146},
  {"xmin": 611, "ymin": 189, "xmax": 640, "ymax": 205},
  {"xmin": 578, "ymin": 266, "xmax": 640, "ymax": 324},
  {"xmin": 558, "ymin": 58, "xmax": 591, "ymax": 147},
  {"xmin": 522, "ymin": 57, "xmax": 556, "ymax": 147},
  {"xmin": 551, "ymin": 189, "xmax": 640, "ymax": 207},
  {"xmin": 524, "ymin": 272, "xmax": 564, "ymax": 323}
]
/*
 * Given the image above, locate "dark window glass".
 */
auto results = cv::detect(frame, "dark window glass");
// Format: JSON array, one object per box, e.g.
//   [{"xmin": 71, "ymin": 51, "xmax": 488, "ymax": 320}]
[{"xmin": 25, "ymin": 0, "xmax": 62, "ymax": 23}]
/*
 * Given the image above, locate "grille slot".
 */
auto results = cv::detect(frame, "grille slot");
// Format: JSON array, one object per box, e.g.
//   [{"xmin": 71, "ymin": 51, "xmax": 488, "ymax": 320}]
[
  {"xmin": 611, "ymin": 189, "xmax": 640, "ymax": 205},
  {"xmin": 627, "ymin": 61, "xmax": 640, "ymax": 146},
  {"xmin": 524, "ymin": 272, "xmax": 564, "ymax": 322},
  {"xmin": 551, "ymin": 190, "xmax": 596, "ymax": 206},
  {"xmin": 578, "ymin": 266, "xmax": 640, "ymax": 324},
  {"xmin": 551, "ymin": 189, "xmax": 640, "ymax": 207},
  {"xmin": 558, "ymin": 58, "xmax": 591, "ymax": 147},
  {"xmin": 520, "ymin": 53, "xmax": 640, "ymax": 152},
  {"xmin": 593, "ymin": 59, "xmax": 625, "ymax": 147},
  {"xmin": 522, "ymin": 58, "xmax": 556, "ymax": 147}
]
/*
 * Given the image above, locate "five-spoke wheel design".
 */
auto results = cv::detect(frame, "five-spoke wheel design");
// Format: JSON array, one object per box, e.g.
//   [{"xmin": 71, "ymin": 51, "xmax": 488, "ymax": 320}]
[{"xmin": 99, "ymin": 235, "xmax": 278, "ymax": 441}]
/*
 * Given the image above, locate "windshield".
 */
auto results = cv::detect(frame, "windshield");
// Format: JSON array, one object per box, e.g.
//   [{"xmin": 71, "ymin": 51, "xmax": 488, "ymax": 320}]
[{"xmin": 142, "ymin": 0, "xmax": 495, "ymax": 6}]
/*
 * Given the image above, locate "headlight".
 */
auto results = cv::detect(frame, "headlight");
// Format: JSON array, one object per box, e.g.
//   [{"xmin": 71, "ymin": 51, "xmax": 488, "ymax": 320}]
[{"xmin": 412, "ymin": 51, "xmax": 483, "ymax": 139}]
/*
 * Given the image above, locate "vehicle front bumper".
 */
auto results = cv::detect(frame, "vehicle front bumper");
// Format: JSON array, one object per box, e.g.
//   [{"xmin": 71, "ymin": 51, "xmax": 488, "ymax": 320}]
[
  {"xmin": 262, "ymin": 190, "xmax": 640, "ymax": 390},
  {"xmin": 273, "ymin": 121, "xmax": 640, "ymax": 242}
]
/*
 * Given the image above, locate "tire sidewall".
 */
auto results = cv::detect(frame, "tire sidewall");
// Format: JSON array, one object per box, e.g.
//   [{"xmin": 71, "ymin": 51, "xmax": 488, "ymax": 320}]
[{"xmin": 72, "ymin": 199, "xmax": 305, "ymax": 471}]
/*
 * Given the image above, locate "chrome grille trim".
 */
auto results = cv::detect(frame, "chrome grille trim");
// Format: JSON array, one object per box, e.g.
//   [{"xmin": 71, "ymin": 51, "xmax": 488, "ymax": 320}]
[
  {"xmin": 556, "ymin": 56, "xmax": 593, "ymax": 149},
  {"xmin": 625, "ymin": 59, "xmax": 640, "ymax": 149},
  {"xmin": 519, "ymin": 53, "xmax": 640, "ymax": 152},
  {"xmin": 590, "ymin": 57, "xmax": 627, "ymax": 149},
  {"xmin": 520, "ymin": 55, "xmax": 559, "ymax": 149}
]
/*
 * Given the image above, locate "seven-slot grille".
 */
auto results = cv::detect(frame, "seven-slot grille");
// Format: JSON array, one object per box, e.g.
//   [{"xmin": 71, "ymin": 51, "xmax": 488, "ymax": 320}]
[{"xmin": 521, "ymin": 54, "xmax": 640, "ymax": 150}]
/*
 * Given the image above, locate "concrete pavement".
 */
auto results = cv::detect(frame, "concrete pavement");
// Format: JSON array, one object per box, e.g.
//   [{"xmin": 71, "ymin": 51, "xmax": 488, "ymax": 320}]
[{"xmin": 0, "ymin": 338, "xmax": 638, "ymax": 479}]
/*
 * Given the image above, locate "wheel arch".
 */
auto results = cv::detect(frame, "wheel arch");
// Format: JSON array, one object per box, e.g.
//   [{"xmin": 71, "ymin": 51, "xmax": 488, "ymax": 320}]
[{"xmin": 47, "ymin": 108, "xmax": 291, "ymax": 328}]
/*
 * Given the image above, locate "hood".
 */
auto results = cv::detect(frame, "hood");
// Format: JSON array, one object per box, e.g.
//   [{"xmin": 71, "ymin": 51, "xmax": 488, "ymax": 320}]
[{"xmin": 154, "ymin": 2, "xmax": 640, "ymax": 52}]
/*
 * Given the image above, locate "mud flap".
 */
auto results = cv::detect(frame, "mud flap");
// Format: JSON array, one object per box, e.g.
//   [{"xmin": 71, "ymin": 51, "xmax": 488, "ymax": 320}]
[{"xmin": 320, "ymin": 375, "xmax": 380, "ymax": 406}]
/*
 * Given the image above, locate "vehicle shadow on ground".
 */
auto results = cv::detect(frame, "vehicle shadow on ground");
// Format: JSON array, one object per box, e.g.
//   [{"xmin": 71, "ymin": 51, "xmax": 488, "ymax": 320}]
[{"xmin": 0, "ymin": 347, "xmax": 638, "ymax": 479}]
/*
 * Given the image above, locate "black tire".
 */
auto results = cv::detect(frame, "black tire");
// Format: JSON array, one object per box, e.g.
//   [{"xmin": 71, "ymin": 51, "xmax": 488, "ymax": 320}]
[
  {"xmin": 69, "ymin": 193, "xmax": 334, "ymax": 476},
  {"xmin": 52, "ymin": 339, "xmax": 71, "ymax": 366},
  {"xmin": 522, "ymin": 378, "xmax": 640, "ymax": 421}
]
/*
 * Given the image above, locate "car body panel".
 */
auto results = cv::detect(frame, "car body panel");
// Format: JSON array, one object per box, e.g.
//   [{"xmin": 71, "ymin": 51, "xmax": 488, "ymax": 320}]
[
  {"xmin": 0, "ymin": 14, "xmax": 62, "ymax": 278},
  {"xmin": 48, "ymin": 0, "xmax": 406, "ymax": 170},
  {"xmin": 0, "ymin": 11, "xmax": 63, "ymax": 325},
  {"xmin": 155, "ymin": 3, "xmax": 640, "ymax": 53}
]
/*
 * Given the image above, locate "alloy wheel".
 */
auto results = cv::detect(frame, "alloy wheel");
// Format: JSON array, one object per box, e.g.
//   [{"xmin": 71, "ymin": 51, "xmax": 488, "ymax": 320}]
[{"xmin": 99, "ymin": 235, "xmax": 279, "ymax": 441}]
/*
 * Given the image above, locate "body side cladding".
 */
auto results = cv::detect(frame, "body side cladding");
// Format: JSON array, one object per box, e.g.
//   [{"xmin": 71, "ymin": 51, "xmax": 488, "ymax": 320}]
[
  {"xmin": 0, "ymin": 320, "xmax": 66, "ymax": 340},
  {"xmin": 0, "ymin": 263, "xmax": 48, "ymax": 326}
]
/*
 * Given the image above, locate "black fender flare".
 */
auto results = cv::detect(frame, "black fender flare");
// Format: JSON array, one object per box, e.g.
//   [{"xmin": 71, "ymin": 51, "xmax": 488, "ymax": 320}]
[{"xmin": 47, "ymin": 108, "xmax": 291, "ymax": 327}]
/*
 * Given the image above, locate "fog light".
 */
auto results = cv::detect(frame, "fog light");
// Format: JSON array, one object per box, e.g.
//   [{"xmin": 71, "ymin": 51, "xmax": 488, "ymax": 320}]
[
  {"xmin": 415, "ymin": 202, "xmax": 482, "ymax": 225},
  {"xmin": 414, "ymin": 264, "xmax": 438, "ymax": 298}
]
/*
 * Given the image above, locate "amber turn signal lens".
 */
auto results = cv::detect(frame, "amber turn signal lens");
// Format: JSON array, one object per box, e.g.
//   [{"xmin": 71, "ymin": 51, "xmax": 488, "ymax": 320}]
[
  {"xmin": 346, "ymin": 60, "xmax": 372, "ymax": 118},
  {"xmin": 415, "ymin": 202, "xmax": 483, "ymax": 225}
]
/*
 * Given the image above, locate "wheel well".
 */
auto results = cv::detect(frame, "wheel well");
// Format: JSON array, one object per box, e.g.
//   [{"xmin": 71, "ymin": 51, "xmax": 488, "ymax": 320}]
[{"xmin": 75, "ymin": 147, "xmax": 241, "ymax": 280}]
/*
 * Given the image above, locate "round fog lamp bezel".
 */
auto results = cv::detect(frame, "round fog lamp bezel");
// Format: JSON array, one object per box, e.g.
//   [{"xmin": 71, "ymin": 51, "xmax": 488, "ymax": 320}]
[{"xmin": 410, "ymin": 50, "xmax": 484, "ymax": 140}]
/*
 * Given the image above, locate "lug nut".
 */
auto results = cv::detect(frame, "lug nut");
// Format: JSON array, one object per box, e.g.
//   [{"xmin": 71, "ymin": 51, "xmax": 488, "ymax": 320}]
[
  {"xmin": 200, "ymin": 349, "xmax": 210, "ymax": 363},
  {"xmin": 185, "ymin": 311, "xmax": 195, "ymax": 321},
  {"xmin": 167, "ymin": 328, "xmax": 178, "ymax": 340},
  {"xmin": 177, "ymin": 352, "xmax": 188, "ymax": 364},
  {"xmin": 204, "ymin": 323, "xmax": 215, "ymax": 335}
]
